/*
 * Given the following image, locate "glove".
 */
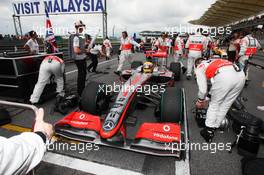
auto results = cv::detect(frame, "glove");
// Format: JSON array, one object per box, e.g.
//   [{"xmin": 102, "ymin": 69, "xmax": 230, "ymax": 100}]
[{"xmin": 196, "ymin": 99, "xmax": 207, "ymax": 109}]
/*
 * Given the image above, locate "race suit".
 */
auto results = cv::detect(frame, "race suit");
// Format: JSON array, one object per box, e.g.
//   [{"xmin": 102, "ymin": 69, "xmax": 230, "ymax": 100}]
[
  {"xmin": 154, "ymin": 37, "xmax": 171, "ymax": 66},
  {"xmin": 0, "ymin": 133, "xmax": 46, "ymax": 175},
  {"xmin": 174, "ymin": 36, "xmax": 185, "ymax": 68},
  {"xmin": 185, "ymin": 34, "xmax": 207, "ymax": 76},
  {"xmin": 238, "ymin": 35, "xmax": 261, "ymax": 79},
  {"xmin": 195, "ymin": 59, "xmax": 245, "ymax": 128},
  {"xmin": 103, "ymin": 39, "xmax": 112, "ymax": 59},
  {"xmin": 30, "ymin": 55, "xmax": 65, "ymax": 103},
  {"xmin": 117, "ymin": 37, "xmax": 140, "ymax": 72}
]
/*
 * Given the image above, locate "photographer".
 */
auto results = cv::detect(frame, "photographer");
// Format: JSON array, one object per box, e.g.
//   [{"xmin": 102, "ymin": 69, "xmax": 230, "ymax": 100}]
[{"xmin": 72, "ymin": 20, "xmax": 87, "ymax": 96}]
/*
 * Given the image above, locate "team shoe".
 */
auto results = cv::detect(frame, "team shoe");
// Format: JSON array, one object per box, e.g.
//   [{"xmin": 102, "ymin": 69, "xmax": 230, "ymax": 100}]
[
  {"xmin": 186, "ymin": 75, "xmax": 191, "ymax": 80},
  {"xmin": 182, "ymin": 67, "xmax": 187, "ymax": 74},
  {"xmin": 257, "ymin": 106, "xmax": 264, "ymax": 111},
  {"xmin": 87, "ymin": 69, "xmax": 92, "ymax": 73},
  {"xmin": 93, "ymin": 70, "xmax": 102, "ymax": 74},
  {"xmin": 200, "ymin": 127, "xmax": 215, "ymax": 143},
  {"xmin": 245, "ymin": 80, "xmax": 251, "ymax": 87},
  {"xmin": 114, "ymin": 71, "xmax": 121, "ymax": 76}
]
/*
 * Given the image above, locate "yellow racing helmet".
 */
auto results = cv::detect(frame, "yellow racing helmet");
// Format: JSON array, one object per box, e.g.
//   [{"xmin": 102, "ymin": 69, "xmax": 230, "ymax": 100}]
[{"xmin": 143, "ymin": 62, "xmax": 154, "ymax": 73}]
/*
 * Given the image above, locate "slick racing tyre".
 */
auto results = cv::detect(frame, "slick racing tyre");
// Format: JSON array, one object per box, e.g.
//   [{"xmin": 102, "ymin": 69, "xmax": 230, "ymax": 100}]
[
  {"xmin": 0, "ymin": 108, "xmax": 11, "ymax": 126},
  {"xmin": 160, "ymin": 87, "xmax": 183, "ymax": 123},
  {"xmin": 80, "ymin": 81, "xmax": 109, "ymax": 115},
  {"xmin": 131, "ymin": 61, "xmax": 143, "ymax": 69},
  {"xmin": 170, "ymin": 62, "xmax": 181, "ymax": 81}
]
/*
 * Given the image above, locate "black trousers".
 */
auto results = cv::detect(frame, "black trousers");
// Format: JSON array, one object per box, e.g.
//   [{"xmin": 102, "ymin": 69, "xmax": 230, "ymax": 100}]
[
  {"xmin": 75, "ymin": 59, "xmax": 87, "ymax": 96},
  {"xmin": 87, "ymin": 53, "xmax": 98, "ymax": 72},
  {"xmin": 227, "ymin": 50, "xmax": 236, "ymax": 63}
]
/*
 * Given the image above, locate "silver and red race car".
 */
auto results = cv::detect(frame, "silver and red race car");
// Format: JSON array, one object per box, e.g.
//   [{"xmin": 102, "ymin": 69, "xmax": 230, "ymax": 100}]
[{"xmin": 55, "ymin": 51, "xmax": 189, "ymax": 158}]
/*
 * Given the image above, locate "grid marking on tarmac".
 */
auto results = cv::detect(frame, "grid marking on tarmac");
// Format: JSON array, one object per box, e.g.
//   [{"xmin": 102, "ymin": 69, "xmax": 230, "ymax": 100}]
[
  {"xmin": 65, "ymin": 58, "xmax": 118, "ymax": 75},
  {"xmin": 1, "ymin": 124, "xmax": 32, "ymax": 132},
  {"xmin": 43, "ymin": 152, "xmax": 143, "ymax": 175}
]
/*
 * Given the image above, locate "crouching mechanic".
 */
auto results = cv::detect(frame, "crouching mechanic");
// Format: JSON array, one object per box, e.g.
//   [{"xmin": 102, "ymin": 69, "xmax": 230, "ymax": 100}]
[
  {"xmin": 195, "ymin": 58, "xmax": 245, "ymax": 142},
  {"xmin": 115, "ymin": 31, "xmax": 142, "ymax": 75},
  {"xmin": 0, "ymin": 108, "xmax": 53, "ymax": 174},
  {"xmin": 30, "ymin": 55, "xmax": 65, "ymax": 104}
]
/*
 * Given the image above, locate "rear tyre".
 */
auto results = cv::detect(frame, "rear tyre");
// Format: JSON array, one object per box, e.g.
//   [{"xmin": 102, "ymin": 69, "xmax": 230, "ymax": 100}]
[
  {"xmin": 170, "ymin": 62, "xmax": 181, "ymax": 81},
  {"xmin": 131, "ymin": 61, "xmax": 143, "ymax": 69},
  {"xmin": 160, "ymin": 87, "xmax": 183, "ymax": 123},
  {"xmin": 80, "ymin": 81, "xmax": 109, "ymax": 115}
]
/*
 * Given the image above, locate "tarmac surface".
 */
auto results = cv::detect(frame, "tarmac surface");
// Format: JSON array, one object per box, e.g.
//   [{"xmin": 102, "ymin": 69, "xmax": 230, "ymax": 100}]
[{"xmin": 0, "ymin": 52, "xmax": 264, "ymax": 175}]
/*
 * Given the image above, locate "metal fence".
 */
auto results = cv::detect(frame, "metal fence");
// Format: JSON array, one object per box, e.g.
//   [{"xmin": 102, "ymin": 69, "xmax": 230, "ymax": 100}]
[{"xmin": 0, "ymin": 40, "xmax": 153, "ymax": 61}]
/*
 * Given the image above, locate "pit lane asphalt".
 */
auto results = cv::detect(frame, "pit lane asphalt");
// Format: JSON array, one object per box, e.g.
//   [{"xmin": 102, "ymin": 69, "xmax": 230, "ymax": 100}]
[{"xmin": 0, "ymin": 53, "xmax": 263, "ymax": 175}]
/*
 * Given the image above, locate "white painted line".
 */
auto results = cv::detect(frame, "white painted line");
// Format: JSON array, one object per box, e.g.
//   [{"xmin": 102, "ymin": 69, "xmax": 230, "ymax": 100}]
[
  {"xmin": 65, "ymin": 58, "xmax": 118, "ymax": 75},
  {"xmin": 43, "ymin": 152, "xmax": 143, "ymax": 175},
  {"xmin": 175, "ymin": 88, "xmax": 191, "ymax": 175},
  {"xmin": 175, "ymin": 160, "xmax": 191, "ymax": 175}
]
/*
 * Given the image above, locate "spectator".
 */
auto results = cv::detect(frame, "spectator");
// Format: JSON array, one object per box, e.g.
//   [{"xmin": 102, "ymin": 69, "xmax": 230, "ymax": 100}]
[
  {"xmin": 0, "ymin": 108, "xmax": 54, "ymax": 174},
  {"xmin": 227, "ymin": 32, "xmax": 240, "ymax": 62},
  {"xmin": 86, "ymin": 34, "xmax": 105, "ymax": 73},
  {"xmin": 24, "ymin": 31, "xmax": 39, "ymax": 55}
]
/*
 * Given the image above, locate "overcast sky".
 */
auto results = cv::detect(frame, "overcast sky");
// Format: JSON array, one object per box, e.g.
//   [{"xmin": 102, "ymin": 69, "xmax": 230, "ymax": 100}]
[{"xmin": 0, "ymin": 0, "xmax": 216, "ymax": 36}]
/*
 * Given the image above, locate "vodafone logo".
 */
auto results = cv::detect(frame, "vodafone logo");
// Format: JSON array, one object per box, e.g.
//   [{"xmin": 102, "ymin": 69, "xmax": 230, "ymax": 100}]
[
  {"xmin": 79, "ymin": 114, "xmax": 86, "ymax": 120},
  {"xmin": 163, "ymin": 125, "xmax": 170, "ymax": 132}
]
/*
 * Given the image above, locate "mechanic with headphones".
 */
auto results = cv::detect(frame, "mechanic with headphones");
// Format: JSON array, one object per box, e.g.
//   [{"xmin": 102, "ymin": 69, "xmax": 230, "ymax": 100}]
[
  {"xmin": 195, "ymin": 58, "xmax": 245, "ymax": 142},
  {"xmin": 115, "ymin": 31, "xmax": 142, "ymax": 75}
]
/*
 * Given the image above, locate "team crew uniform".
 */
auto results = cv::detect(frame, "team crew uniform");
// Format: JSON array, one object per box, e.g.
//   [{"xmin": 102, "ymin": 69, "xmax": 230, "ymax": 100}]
[
  {"xmin": 0, "ymin": 133, "xmax": 46, "ymax": 174},
  {"xmin": 116, "ymin": 37, "xmax": 141, "ymax": 72},
  {"xmin": 174, "ymin": 36, "xmax": 186, "ymax": 72},
  {"xmin": 195, "ymin": 59, "xmax": 245, "ymax": 142},
  {"xmin": 154, "ymin": 37, "xmax": 171, "ymax": 66},
  {"xmin": 185, "ymin": 33, "xmax": 207, "ymax": 78},
  {"xmin": 30, "ymin": 55, "xmax": 65, "ymax": 104},
  {"xmin": 238, "ymin": 34, "xmax": 261, "ymax": 80}
]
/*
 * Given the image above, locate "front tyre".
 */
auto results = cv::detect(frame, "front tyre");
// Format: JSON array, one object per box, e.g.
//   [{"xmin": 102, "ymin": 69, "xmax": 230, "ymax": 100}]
[
  {"xmin": 170, "ymin": 62, "xmax": 181, "ymax": 81},
  {"xmin": 80, "ymin": 81, "xmax": 109, "ymax": 115},
  {"xmin": 160, "ymin": 87, "xmax": 184, "ymax": 123}
]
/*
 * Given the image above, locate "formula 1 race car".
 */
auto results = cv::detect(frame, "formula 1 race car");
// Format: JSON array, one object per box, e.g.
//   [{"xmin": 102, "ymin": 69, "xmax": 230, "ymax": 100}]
[
  {"xmin": 213, "ymin": 47, "xmax": 228, "ymax": 59},
  {"xmin": 55, "ymin": 51, "xmax": 188, "ymax": 158}
]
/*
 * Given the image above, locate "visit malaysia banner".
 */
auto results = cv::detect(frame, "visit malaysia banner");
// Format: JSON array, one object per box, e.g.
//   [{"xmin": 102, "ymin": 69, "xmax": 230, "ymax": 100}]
[{"xmin": 12, "ymin": 0, "xmax": 105, "ymax": 16}]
